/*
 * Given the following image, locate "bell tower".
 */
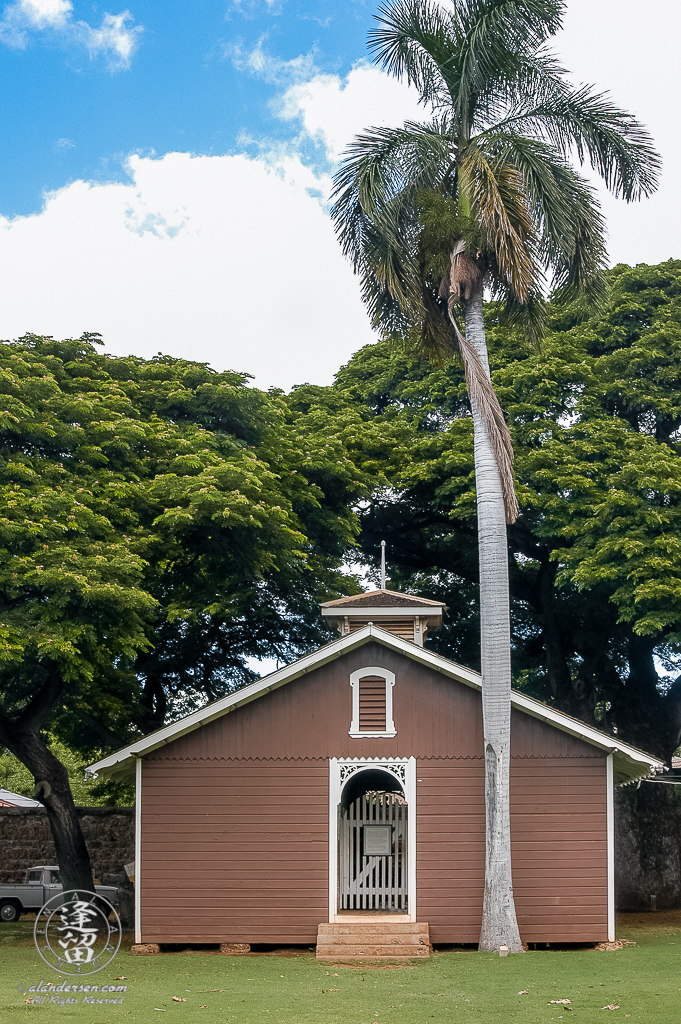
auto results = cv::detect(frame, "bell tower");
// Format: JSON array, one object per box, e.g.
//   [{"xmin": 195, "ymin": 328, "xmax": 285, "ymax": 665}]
[{"xmin": 320, "ymin": 589, "xmax": 444, "ymax": 647}]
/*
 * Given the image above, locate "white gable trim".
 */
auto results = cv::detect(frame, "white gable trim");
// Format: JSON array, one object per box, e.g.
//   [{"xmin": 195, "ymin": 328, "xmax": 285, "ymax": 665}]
[{"xmin": 87, "ymin": 623, "xmax": 665, "ymax": 783}]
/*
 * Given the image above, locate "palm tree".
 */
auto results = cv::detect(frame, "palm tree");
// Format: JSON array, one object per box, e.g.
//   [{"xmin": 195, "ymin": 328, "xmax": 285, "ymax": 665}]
[{"xmin": 331, "ymin": 0, "xmax": 659, "ymax": 952}]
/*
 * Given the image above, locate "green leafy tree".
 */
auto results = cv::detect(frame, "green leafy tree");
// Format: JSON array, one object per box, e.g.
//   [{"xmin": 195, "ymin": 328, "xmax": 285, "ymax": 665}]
[
  {"xmin": 0, "ymin": 739, "xmax": 123, "ymax": 806},
  {"xmin": 0, "ymin": 334, "xmax": 365, "ymax": 890},
  {"xmin": 298, "ymin": 261, "xmax": 681, "ymax": 761},
  {"xmin": 330, "ymin": 0, "xmax": 659, "ymax": 949}
]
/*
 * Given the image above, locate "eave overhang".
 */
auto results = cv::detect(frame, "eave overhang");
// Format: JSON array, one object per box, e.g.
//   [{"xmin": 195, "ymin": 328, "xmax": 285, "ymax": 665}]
[{"xmin": 87, "ymin": 624, "xmax": 665, "ymax": 786}]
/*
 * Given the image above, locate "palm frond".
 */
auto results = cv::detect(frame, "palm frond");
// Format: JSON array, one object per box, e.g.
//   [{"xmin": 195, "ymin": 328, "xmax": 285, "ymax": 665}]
[
  {"xmin": 543, "ymin": 165, "xmax": 608, "ymax": 303},
  {"xmin": 368, "ymin": 0, "xmax": 461, "ymax": 109},
  {"xmin": 454, "ymin": 0, "xmax": 565, "ymax": 128},
  {"xmin": 458, "ymin": 0, "xmax": 564, "ymax": 50},
  {"xmin": 471, "ymin": 46, "xmax": 568, "ymax": 130},
  {"xmin": 459, "ymin": 145, "xmax": 541, "ymax": 302},
  {"xmin": 481, "ymin": 132, "xmax": 607, "ymax": 301},
  {"xmin": 484, "ymin": 85, "xmax": 661, "ymax": 199},
  {"xmin": 331, "ymin": 118, "xmax": 454, "ymax": 260},
  {"xmin": 494, "ymin": 290, "xmax": 549, "ymax": 347},
  {"xmin": 331, "ymin": 119, "xmax": 456, "ymax": 325}
]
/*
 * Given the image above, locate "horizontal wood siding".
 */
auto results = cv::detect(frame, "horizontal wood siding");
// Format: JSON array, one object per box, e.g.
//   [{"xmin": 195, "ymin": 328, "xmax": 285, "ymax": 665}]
[
  {"xmin": 140, "ymin": 642, "xmax": 611, "ymax": 945},
  {"xmin": 417, "ymin": 757, "xmax": 608, "ymax": 944},
  {"xmin": 416, "ymin": 760, "xmax": 485, "ymax": 942},
  {"xmin": 140, "ymin": 760, "xmax": 328, "ymax": 944},
  {"xmin": 146, "ymin": 644, "xmax": 598, "ymax": 763},
  {"xmin": 511, "ymin": 759, "xmax": 608, "ymax": 942}
]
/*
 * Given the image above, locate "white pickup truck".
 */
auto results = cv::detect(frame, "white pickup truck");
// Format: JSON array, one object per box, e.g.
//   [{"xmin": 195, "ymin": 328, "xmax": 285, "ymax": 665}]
[{"xmin": 0, "ymin": 866, "xmax": 119, "ymax": 922}]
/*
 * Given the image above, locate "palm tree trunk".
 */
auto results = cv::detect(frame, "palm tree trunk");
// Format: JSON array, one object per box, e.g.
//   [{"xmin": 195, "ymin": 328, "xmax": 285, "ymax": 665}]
[{"xmin": 464, "ymin": 287, "xmax": 523, "ymax": 953}]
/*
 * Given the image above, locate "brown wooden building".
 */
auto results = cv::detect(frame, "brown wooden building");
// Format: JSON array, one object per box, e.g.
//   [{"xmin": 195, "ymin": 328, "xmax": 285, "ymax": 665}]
[{"xmin": 89, "ymin": 590, "xmax": 663, "ymax": 952}]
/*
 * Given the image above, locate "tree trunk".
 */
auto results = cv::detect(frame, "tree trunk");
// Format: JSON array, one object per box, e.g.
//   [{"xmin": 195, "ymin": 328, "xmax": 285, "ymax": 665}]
[
  {"xmin": 619, "ymin": 633, "xmax": 666, "ymax": 759},
  {"xmin": 537, "ymin": 556, "xmax": 575, "ymax": 708},
  {"xmin": 464, "ymin": 288, "xmax": 523, "ymax": 953},
  {"xmin": 2, "ymin": 726, "xmax": 96, "ymax": 892}
]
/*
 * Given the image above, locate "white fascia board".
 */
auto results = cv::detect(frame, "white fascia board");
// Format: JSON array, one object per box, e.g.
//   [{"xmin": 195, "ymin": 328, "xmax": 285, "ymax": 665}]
[
  {"xmin": 134, "ymin": 758, "xmax": 142, "ymax": 944},
  {"xmin": 321, "ymin": 606, "xmax": 444, "ymax": 619},
  {"xmin": 606, "ymin": 754, "xmax": 615, "ymax": 941},
  {"xmin": 88, "ymin": 626, "xmax": 391, "ymax": 778},
  {"xmin": 364, "ymin": 628, "xmax": 665, "ymax": 777},
  {"xmin": 507, "ymin": 690, "xmax": 665, "ymax": 778},
  {"xmin": 87, "ymin": 622, "xmax": 664, "ymax": 781}
]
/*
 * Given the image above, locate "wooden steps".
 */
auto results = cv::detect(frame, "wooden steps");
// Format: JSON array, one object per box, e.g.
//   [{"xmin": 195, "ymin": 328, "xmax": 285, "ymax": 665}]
[{"xmin": 316, "ymin": 921, "xmax": 430, "ymax": 960}]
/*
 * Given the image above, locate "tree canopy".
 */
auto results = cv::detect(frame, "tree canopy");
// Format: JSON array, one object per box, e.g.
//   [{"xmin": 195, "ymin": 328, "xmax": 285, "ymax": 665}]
[
  {"xmin": 0, "ymin": 333, "xmax": 367, "ymax": 885},
  {"xmin": 291, "ymin": 261, "xmax": 681, "ymax": 762}
]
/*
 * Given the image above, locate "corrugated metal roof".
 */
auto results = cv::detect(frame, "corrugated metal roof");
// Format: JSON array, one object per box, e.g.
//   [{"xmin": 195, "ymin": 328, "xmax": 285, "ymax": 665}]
[{"xmin": 0, "ymin": 788, "xmax": 41, "ymax": 807}]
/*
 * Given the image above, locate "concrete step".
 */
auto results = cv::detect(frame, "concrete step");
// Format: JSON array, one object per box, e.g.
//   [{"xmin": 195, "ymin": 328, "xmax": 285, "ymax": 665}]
[
  {"xmin": 316, "ymin": 945, "xmax": 430, "ymax": 959},
  {"xmin": 318, "ymin": 924, "xmax": 429, "ymax": 941},
  {"xmin": 316, "ymin": 922, "xmax": 430, "ymax": 960},
  {"xmin": 318, "ymin": 921, "xmax": 428, "ymax": 933}
]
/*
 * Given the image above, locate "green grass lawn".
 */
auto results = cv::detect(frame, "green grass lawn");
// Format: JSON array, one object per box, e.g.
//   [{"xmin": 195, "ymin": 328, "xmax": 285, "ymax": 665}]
[{"xmin": 1, "ymin": 913, "xmax": 679, "ymax": 1023}]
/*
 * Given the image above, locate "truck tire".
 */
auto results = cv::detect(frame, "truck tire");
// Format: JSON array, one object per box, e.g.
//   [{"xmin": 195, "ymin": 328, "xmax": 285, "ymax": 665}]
[{"xmin": 0, "ymin": 900, "xmax": 21, "ymax": 923}]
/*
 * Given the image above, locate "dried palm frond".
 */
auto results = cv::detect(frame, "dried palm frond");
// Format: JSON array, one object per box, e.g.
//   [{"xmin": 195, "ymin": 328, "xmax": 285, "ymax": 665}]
[
  {"xmin": 460, "ymin": 147, "xmax": 540, "ymax": 303},
  {"xmin": 448, "ymin": 239, "xmax": 484, "ymax": 301},
  {"xmin": 447, "ymin": 248, "xmax": 519, "ymax": 524}
]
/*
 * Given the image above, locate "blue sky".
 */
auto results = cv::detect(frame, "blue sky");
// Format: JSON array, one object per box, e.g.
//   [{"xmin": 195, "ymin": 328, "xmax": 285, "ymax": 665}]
[
  {"xmin": 1, "ymin": 0, "xmax": 375, "ymax": 216},
  {"xmin": 0, "ymin": 1, "xmax": 678, "ymax": 389}
]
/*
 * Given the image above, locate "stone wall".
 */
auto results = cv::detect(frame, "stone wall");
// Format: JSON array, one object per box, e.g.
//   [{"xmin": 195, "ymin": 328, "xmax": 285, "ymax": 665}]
[
  {"xmin": 615, "ymin": 783, "xmax": 681, "ymax": 911},
  {"xmin": 0, "ymin": 807, "xmax": 134, "ymax": 884}
]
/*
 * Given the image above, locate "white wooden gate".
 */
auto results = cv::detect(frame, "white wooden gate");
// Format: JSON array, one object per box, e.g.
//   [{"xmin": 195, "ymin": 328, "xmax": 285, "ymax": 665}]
[{"xmin": 338, "ymin": 792, "xmax": 408, "ymax": 912}]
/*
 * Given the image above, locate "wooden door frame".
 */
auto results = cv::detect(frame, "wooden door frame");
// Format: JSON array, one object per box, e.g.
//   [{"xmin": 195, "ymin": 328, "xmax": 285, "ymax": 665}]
[{"xmin": 328, "ymin": 757, "xmax": 416, "ymax": 924}]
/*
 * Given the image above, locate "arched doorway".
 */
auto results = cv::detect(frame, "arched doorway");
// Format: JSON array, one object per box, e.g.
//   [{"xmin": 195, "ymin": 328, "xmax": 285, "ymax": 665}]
[{"xmin": 338, "ymin": 767, "xmax": 408, "ymax": 913}]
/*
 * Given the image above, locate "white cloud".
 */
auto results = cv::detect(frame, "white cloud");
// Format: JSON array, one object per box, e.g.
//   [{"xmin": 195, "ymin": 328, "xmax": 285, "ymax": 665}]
[
  {"xmin": 81, "ymin": 10, "xmax": 139, "ymax": 66},
  {"xmin": 228, "ymin": 0, "xmax": 282, "ymax": 17},
  {"xmin": 226, "ymin": 35, "xmax": 318, "ymax": 85},
  {"xmin": 277, "ymin": 62, "xmax": 425, "ymax": 164},
  {"xmin": 0, "ymin": 37, "xmax": 677, "ymax": 396},
  {"xmin": 0, "ymin": 0, "xmax": 141, "ymax": 69},
  {"xmin": 19, "ymin": 0, "xmax": 71, "ymax": 29},
  {"xmin": 0, "ymin": 148, "xmax": 374, "ymax": 390}
]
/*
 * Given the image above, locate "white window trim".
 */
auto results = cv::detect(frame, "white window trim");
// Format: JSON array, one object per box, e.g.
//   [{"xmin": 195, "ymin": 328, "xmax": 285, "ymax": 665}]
[
  {"xmin": 349, "ymin": 666, "xmax": 396, "ymax": 738},
  {"xmin": 328, "ymin": 757, "xmax": 416, "ymax": 923}
]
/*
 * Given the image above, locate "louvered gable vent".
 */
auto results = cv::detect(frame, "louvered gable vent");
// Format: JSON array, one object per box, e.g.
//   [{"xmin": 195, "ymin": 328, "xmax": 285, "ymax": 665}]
[
  {"xmin": 358, "ymin": 676, "xmax": 387, "ymax": 732},
  {"xmin": 349, "ymin": 667, "xmax": 396, "ymax": 738}
]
